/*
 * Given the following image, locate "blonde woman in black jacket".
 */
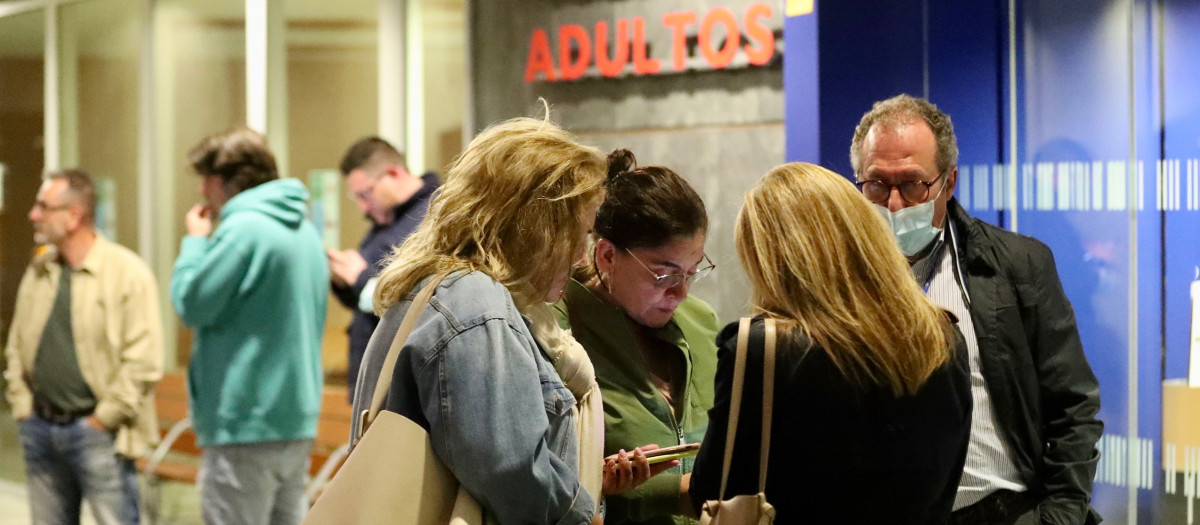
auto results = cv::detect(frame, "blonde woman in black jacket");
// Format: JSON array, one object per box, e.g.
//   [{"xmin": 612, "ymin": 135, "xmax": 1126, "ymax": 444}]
[{"xmin": 690, "ymin": 162, "xmax": 972, "ymax": 524}]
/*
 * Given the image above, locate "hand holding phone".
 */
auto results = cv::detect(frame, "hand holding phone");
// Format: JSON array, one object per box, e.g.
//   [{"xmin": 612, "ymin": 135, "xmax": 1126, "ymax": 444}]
[
  {"xmin": 601, "ymin": 443, "xmax": 700, "ymax": 495},
  {"xmin": 638, "ymin": 442, "xmax": 701, "ymax": 464}
]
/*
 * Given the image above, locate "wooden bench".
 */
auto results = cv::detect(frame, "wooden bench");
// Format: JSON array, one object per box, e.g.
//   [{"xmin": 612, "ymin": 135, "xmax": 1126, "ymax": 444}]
[
  {"xmin": 306, "ymin": 387, "xmax": 354, "ymax": 504},
  {"xmin": 139, "ymin": 372, "xmax": 354, "ymax": 524}
]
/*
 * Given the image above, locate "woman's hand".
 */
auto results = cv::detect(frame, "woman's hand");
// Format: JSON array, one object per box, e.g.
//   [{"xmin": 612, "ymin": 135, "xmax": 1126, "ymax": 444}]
[{"xmin": 601, "ymin": 444, "xmax": 680, "ymax": 495}]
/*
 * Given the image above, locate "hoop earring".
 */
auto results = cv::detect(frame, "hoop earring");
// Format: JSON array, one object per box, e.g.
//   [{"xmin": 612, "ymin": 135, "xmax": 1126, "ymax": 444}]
[{"xmin": 591, "ymin": 241, "xmax": 611, "ymax": 293}]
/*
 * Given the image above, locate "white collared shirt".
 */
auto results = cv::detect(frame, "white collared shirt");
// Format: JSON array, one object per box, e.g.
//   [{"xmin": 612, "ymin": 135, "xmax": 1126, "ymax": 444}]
[{"xmin": 915, "ymin": 225, "xmax": 1028, "ymax": 509}]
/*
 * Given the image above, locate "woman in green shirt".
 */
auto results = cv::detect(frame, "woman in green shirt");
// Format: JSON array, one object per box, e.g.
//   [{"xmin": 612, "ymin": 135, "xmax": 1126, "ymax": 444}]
[{"xmin": 554, "ymin": 149, "xmax": 719, "ymax": 525}]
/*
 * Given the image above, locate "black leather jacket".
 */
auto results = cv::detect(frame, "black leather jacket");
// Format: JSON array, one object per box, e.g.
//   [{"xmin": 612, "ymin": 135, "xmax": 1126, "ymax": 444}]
[{"xmin": 948, "ymin": 199, "xmax": 1103, "ymax": 525}]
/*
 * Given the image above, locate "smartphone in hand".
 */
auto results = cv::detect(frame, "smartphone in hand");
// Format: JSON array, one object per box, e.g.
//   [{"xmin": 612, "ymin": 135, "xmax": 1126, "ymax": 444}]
[
  {"xmin": 641, "ymin": 442, "xmax": 701, "ymax": 465},
  {"xmin": 604, "ymin": 442, "xmax": 700, "ymax": 466},
  {"xmin": 601, "ymin": 443, "xmax": 700, "ymax": 495}
]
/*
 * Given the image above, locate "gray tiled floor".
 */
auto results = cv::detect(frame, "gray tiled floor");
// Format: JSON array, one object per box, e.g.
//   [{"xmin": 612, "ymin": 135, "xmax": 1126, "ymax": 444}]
[
  {"xmin": 0, "ymin": 402, "xmax": 202, "ymax": 525},
  {"xmin": 0, "ymin": 479, "xmax": 95, "ymax": 525},
  {"xmin": 0, "ymin": 477, "xmax": 203, "ymax": 525}
]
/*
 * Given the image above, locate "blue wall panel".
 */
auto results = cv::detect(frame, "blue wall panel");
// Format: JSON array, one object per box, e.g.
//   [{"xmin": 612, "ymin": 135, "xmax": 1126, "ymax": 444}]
[
  {"xmin": 1014, "ymin": 1, "xmax": 1138, "ymax": 518},
  {"xmin": 927, "ymin": 0, "xmax": 1003, "ymax": 227},
  {"xmin": 1163, "ymin": 0, "xmax": 1200, "ymax": 383},
  {"xmin": 781, "ymin": 0, "xmax": 1200, "ymax": 519},
  {"xmin": 784, "ymin": 2, "xmax": 821, "ymax": 164},
  {"xmin": 812, "ymin": 0, "xmax": 924, "ymax": 177}
]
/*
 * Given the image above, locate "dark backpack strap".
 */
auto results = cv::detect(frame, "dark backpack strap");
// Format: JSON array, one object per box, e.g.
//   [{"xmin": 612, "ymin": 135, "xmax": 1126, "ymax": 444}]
[{"xmin": 758, "ymin": 318, "xmax": 776, "ymax": 492}]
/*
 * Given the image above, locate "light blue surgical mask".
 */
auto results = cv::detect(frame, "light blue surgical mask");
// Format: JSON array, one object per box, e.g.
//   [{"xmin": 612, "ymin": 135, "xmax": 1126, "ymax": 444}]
[{"xmin": 875, "ymin": 200, "xmax": 942, "ymax": 257}]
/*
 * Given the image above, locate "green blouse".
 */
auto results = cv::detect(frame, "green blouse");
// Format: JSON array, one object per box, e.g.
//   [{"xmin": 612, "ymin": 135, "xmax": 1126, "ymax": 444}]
[{"xmin": 553, "ymin": 279, "xmax": 720, "ymax": 525}]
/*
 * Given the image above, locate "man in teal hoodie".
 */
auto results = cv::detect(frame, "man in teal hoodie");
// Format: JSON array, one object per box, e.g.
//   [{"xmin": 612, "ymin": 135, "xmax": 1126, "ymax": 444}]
[{"xmin": 170, "ymin": 127, "xmax": 328, "ymax": 525}]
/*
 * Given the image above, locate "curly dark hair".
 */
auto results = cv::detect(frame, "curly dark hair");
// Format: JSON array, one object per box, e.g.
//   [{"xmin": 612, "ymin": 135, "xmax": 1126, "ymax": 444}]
[
  {"xmin": 595, "ymin": 149, "xmax": 708, "ymax": 250},
  {"xmin": 188, "ymin": 126, "xmax": 278, "ymax": 196}
]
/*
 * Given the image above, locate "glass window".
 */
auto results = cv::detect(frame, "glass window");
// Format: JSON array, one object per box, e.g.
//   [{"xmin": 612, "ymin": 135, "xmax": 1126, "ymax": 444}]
[
  {"xmin": 1011, "ymin": 2, "xmax": 1142, "ymax": 518},
  {"xmin": 416, "ymin": 0, "xmax": 466, "ymax": 176},
  {"xmin": 156, "ymin": 0, "xmax": 247, "ymax": 368},
  {"xmin": 0, "ymin": 8, "xmax": 45, "ymax": 367},
  {"xmin": 285, "ymin": 0, "xmax": 378, "ymax": 383},
  {"xmin": 60, "ymin": 0, "xmax": 145, "ymax": 250}
]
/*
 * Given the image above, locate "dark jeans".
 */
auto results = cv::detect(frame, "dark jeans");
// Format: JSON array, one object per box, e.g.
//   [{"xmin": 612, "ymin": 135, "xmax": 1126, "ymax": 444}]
[
  {"xmin": 18, "ymin": 415, "xmax": 140, "ymax": 525},
  {"xmin": 949, "ymin": 490, "xmax": 1040, "ymax": 525}
]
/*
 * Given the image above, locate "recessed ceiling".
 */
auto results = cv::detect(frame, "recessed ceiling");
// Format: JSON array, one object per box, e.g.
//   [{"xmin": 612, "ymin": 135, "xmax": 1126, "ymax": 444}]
[
  {"xmin": 0, "ymin": 7, "xmax": 43, "ymax": 58},
  {"xmin": 0, "ymin": 0, "xmax": 386, "ymax": 58}
]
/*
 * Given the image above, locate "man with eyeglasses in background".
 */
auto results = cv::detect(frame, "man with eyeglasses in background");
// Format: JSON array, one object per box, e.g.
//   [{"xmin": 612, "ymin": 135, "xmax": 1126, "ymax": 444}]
[
  {"xmin": 5, "ymin": 169, "xmax": 163, "ymax": 525},
  {"xmin": 328, "ymin": 137, "xmax": 439, "ymax": 393},
  {"xmin": 850, "ymin": 94, "xmax": 1103, "ymax": 525}
]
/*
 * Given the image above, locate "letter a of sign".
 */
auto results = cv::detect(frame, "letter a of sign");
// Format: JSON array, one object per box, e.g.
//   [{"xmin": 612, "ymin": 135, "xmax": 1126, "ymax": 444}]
[{"xmin": 525, "ymin": 28, "xmax": 558, "ymax": 82}]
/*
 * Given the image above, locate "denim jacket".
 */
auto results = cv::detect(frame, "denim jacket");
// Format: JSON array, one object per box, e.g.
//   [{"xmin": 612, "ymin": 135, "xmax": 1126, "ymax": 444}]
[{"xmin": 351, "ymin": 271, "xmax": 595, "ymax": 525}]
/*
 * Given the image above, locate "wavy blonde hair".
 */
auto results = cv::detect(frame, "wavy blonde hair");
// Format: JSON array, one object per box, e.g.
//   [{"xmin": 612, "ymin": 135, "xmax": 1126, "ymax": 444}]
[
  {"xmin": 374, "ymin": 117, "xmax": 606, "ymax": 313},
  {"xmin": 735, "ymin": 162, "xmax": 953, "ymax": 396}
]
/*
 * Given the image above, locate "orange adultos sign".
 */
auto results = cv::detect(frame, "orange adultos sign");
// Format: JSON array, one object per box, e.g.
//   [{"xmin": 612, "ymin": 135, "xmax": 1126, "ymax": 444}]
[{"xmin": 524, "ymin": 2, "xmax": 777, "ymax": 83}]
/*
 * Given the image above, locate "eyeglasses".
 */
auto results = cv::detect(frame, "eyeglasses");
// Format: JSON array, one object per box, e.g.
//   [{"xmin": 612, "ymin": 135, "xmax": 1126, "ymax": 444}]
[
  {"xmin": 856, "ymin": 172, "xmax": 947, "ymax": 205},
  {"xmin": 347, "ymin": 180, "xmax": 377, "ymax": 202},
  {"xmin": 624, "ymin": 248, "xmax": 715, "ymax": 289},
  {"xmin": 32, "ymin": 201, "xmax": 73, "ymax": 213},
  {"xmin": 346, "ymin": 170, "xmax": 386, "ymax": 203}
]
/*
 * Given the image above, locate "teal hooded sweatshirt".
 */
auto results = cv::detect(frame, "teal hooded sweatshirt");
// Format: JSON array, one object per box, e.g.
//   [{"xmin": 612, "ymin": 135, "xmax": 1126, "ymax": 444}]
[{"xmin": 171, "ymin": 178, "xmax": 328, "ymax": 448}]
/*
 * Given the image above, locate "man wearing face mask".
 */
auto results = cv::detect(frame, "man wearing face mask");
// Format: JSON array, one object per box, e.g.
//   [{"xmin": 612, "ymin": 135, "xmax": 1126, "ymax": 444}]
[{"xmin": 851, "ymin": 94, "xmax": 1102, "ymax": 525}]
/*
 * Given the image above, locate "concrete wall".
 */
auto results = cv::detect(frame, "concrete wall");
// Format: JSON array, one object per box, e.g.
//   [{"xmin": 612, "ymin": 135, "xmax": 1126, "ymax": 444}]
[{"xmin": 470, "ymin": 0, "xmax": 784, "ymax": 322}]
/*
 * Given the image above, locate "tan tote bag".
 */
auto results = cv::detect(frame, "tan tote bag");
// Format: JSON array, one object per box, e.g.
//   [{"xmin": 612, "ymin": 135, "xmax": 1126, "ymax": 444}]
[
  {"xmin": 699, "ymin": 317, "xmax": 778, "ymax": 525},
  {"xmin": 304, "ymin": 273, "xmax": 477, "ymax": 525}
]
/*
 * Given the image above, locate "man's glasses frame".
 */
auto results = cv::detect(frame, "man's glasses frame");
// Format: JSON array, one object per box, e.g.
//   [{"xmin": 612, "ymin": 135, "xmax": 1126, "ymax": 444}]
[
  {"xmin": 856, "ymin": 171, "xmax": 948, "ymax": 205},
  {"xmin": 31, "ymin": 200, "xmax": 74, "ymax": 214},
  {"xmin": 346, "ymin": 168, "xmax": 388, "ymax": 203}
]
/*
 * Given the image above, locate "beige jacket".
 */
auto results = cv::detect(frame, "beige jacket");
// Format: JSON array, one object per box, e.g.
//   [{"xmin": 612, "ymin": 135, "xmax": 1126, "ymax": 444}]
[{"xmin": 4, "ymin": 234, "xmax": 164, "ymax": 458}]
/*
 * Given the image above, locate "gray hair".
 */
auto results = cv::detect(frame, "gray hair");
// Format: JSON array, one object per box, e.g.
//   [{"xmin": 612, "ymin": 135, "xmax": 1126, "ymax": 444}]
[
  {"xmin": 45, "ymin": 169, "xmax": 96, "ymax": 223},
  {"xmin": 849, "ymin": 94, "xmax": 958, "ymax": 178}
]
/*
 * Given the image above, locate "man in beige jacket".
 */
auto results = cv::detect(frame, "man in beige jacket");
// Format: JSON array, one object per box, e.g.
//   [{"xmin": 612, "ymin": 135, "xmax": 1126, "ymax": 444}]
[{"xmin": 4, "ymin": 169, "xmax": 164, "ymax": 525}]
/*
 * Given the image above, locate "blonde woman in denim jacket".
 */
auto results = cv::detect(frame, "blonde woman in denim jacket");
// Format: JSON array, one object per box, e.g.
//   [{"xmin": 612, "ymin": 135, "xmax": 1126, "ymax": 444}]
[{"xmin": 351, "ymin": 119, "xmax": 674, "ymax": 525}]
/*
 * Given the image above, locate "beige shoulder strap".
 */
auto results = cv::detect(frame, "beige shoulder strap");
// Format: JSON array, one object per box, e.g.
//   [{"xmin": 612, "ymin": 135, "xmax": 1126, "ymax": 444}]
[
  {"xmin": 717, "ymin": 317, "xmax": 777, "ymax": 497},
  {"xmin": 716, "ymin": 318, "xmax": 750, "ymax": 498},
  {"xmin": 357, "ymin": 272, "xmax": 450, "ymax": 440}
]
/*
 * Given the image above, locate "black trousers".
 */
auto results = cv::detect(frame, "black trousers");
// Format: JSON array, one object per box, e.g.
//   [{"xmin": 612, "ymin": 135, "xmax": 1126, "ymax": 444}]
[{"xmin": 949, "ymin": 490, "xmax": 1040, "ymax": 525}]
